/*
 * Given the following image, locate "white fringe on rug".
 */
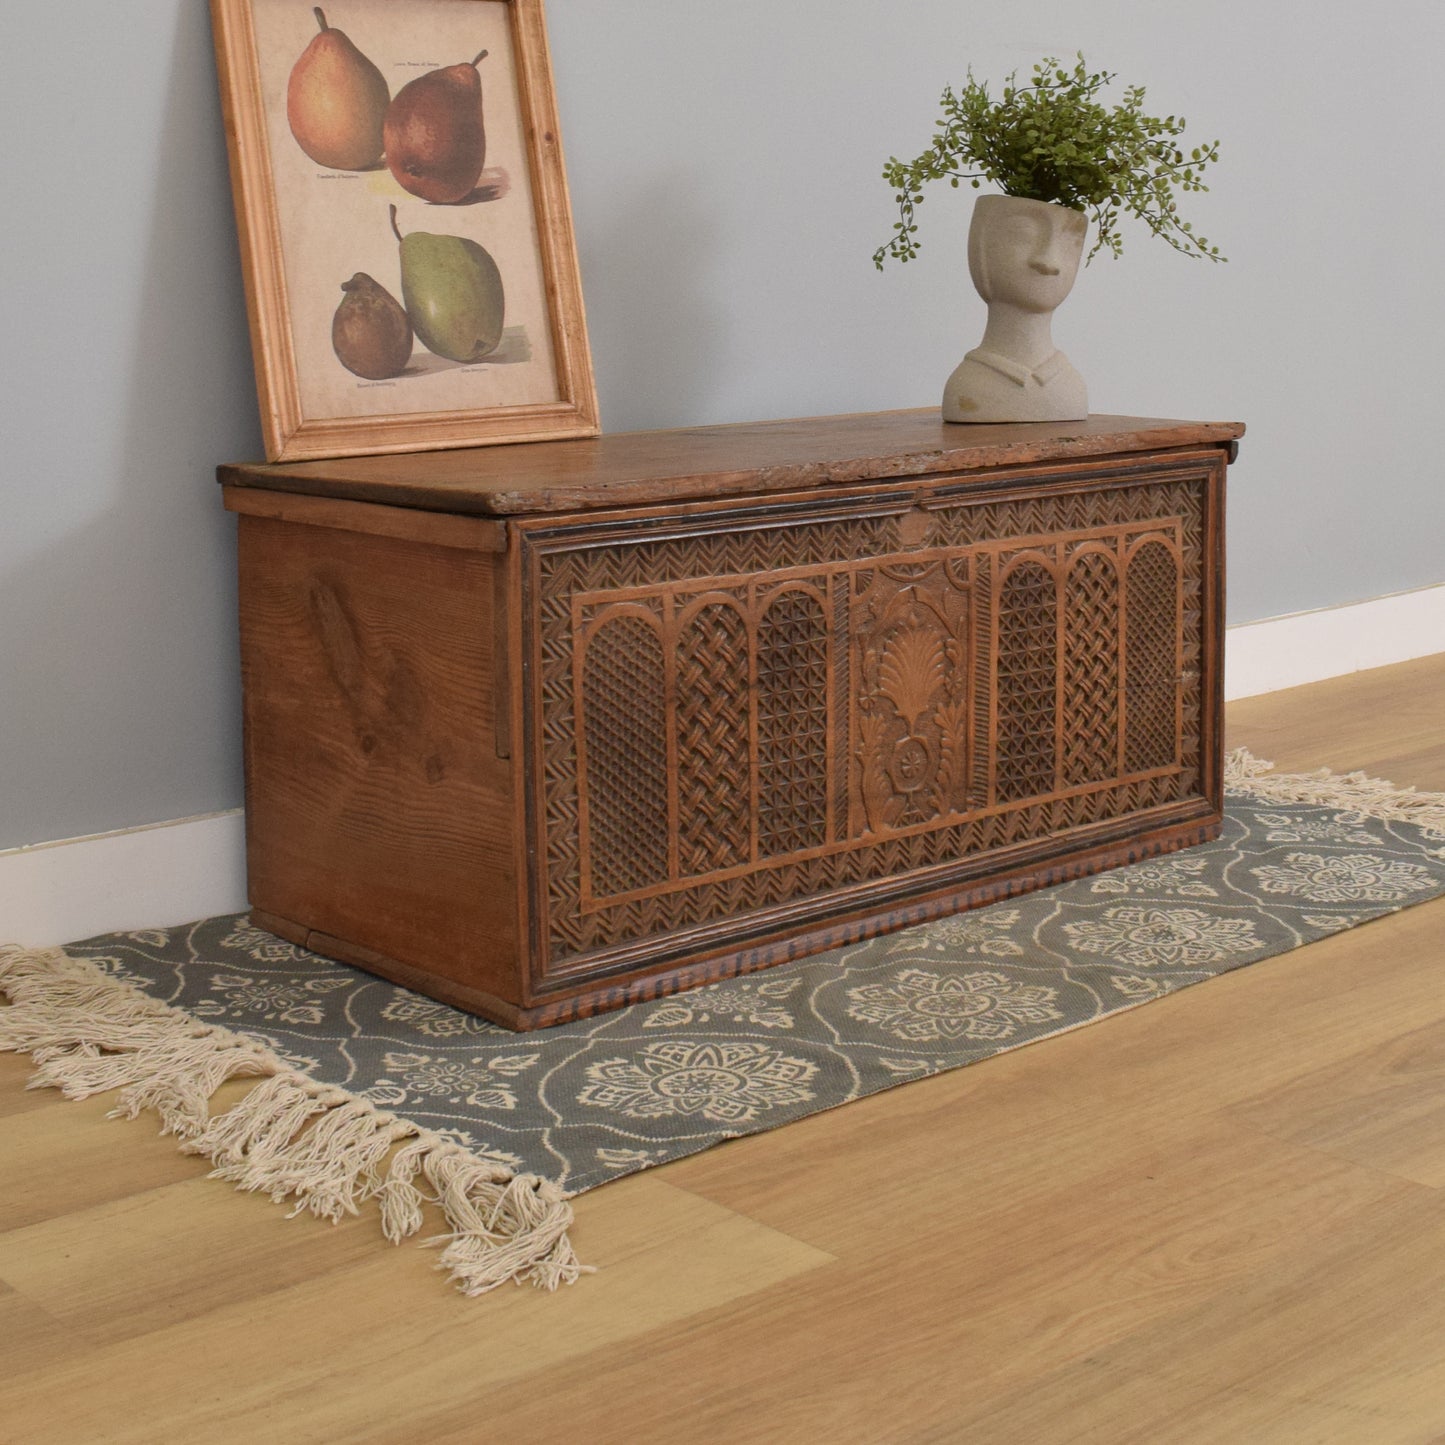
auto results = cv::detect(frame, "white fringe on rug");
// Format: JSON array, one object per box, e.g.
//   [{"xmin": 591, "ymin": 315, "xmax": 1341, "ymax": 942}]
[
  {"xmin": 1225, "ymin": 748, "xmax": 1445, "ymax": 835},
  {"xmin": 0, "ymin": 945, "xmax": 586, "ymax": 1295}
]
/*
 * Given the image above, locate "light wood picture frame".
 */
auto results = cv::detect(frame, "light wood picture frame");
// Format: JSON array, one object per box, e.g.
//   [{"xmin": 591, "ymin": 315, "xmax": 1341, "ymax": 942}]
[{"xmin": 211, "ymin": 0, "xmax": 598, "ymax": 462}]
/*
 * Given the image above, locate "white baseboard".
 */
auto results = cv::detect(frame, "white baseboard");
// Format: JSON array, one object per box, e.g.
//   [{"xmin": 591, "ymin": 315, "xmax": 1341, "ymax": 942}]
[
  {"xmin": 4, "ymin": 583, "xmax": 1441, "ymax": 948},
  {"xmin": 0, "ymin": 811, "xmax": 247, "ymax": 949},
  {"xmin": 1224, "ymin": 581, "xmax": 1445, "ymax": 701}
]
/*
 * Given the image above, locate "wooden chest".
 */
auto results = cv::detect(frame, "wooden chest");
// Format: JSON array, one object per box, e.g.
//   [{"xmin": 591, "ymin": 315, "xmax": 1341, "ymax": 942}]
[{"xmin": 221, "ymin": 410, "xmax": 1241, "ymax": 1029}]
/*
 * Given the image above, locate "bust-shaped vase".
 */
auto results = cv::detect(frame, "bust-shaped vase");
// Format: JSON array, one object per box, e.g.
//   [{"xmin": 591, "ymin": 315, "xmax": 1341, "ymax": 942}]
[{"xmin": 942, "ymin": 194, "xmax": 1088, "ymax": 424}]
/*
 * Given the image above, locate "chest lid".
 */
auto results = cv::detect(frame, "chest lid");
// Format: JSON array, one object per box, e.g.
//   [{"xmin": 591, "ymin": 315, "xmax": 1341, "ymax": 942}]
[{"xmin": 218, "ymin": 409, "xmax": 1244, "ymax": 518}]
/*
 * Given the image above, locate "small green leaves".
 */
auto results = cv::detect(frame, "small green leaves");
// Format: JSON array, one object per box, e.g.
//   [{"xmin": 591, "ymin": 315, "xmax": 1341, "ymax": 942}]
[{"xmin": 872, "ymin": 53, "xmax": 1225, "ymax": 268}]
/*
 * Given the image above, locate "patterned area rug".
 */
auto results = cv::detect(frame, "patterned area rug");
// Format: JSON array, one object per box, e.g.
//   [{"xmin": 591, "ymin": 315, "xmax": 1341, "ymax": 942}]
[{"xmin": 4, "ymin": 752, "xmax": 1444, "ymax": 1294}]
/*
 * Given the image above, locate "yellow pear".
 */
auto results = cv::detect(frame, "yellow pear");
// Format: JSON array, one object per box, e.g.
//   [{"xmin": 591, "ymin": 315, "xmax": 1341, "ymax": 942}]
[{"xmin": 287, "ymin": 8, "xmax": 389, "ymax": 171}]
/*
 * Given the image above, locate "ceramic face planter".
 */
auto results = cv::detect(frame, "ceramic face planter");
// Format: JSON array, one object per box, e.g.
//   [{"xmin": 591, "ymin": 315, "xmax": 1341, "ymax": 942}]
[{"xmin": 943, "ymin": 194, "xmax": 1089, "ymax": 424}]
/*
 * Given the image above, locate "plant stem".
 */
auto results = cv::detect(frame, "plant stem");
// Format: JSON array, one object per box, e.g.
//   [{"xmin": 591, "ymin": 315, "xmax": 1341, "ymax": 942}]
[
  {"xmin": 472, "ymin": 49, "xmax": 489, "ymax": 68},
  {"xmin": 389, "ymin": 204, "xmax": 403, "ymax": 245},
  {"xmin": 314, "ymin": 7, "xmax": 328, "ymax": 33}
]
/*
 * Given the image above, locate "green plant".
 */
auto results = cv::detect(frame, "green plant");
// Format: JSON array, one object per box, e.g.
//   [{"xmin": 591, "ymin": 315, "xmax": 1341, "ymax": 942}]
[{"xmin": 874, "ymin": 54, "xmax": 1223, "ymax": 268}]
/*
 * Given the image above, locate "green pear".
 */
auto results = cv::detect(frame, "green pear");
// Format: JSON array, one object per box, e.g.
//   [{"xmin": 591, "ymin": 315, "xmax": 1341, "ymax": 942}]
[
  {"xmin": 331, "ymin": 272, "xmax": 412, "ymax": 379},
  {"xmin": 287, "ymin": 8, "xmax": 389, "ymax": 171},
  {"xmin": 384, "ymin": 49, "xmax": 488, "ymax": 203},
  {"xmin": 390, "ymin": 205, "xmax": 504, "ymax": 362}
]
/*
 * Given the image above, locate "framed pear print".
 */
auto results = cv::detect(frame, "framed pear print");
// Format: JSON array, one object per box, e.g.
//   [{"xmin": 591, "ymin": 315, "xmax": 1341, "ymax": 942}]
[{"xmin": 211, "ymin": 0, "xmax": 598, "ymax": 461}]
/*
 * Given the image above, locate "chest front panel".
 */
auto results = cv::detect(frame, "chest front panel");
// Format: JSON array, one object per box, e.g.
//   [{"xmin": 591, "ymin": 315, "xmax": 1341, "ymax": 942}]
[{"xmin": 522, "ymin": 456, "xmax": 1218, "ymax": 986}]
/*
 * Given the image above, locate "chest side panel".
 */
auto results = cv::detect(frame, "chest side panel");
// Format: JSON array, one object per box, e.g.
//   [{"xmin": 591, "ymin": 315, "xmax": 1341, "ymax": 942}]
[{"xmin": 238, "ymin": 513, "xmax": 519, "ymax": 991}]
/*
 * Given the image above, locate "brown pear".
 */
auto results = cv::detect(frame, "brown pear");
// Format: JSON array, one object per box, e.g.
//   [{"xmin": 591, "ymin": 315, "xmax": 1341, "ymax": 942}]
[
  {"xmin": 383, "ymin": 49, "xmax": 488, "ymax": 204},
  {"xmin": 331, "ymin": 273, "xmax": 413, "ymax": 379},
  {"xmin": 287, "ymin": 8, "xmax": 390, "ymax": 171}
]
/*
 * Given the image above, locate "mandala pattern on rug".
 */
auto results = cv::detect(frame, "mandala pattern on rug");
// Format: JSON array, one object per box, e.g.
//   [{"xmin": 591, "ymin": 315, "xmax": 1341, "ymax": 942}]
[
  {"xmin": 846, "ymin": 969, "xmax": 1062, "ymax": 1043},
  {"xmin": 1059, "ymin": 907, "xmax": 1263, "ymax": 968},
  {"xmin": 578, "ymin": 1041, "xmax": 818, "ymax": 1124},
  {"xmin": 1250, "ymin": 853, "xmax": 1436, "ymax": 903}
]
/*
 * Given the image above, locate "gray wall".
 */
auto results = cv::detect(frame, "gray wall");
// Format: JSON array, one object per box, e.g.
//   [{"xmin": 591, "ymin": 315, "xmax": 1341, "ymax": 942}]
[{"xmin": 2, "ymin": 1, "xmax": 1442, "ymax": 850}]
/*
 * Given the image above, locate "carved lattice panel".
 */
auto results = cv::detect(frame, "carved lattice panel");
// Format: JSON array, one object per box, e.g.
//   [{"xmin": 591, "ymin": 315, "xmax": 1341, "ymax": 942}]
[
  {"xmin": 579, "ymin": 614, "xmax": 670, "ymax": 898},
  {"xmin": 535, "ymin": 470, "xmax": 1205, "ymax": 973},
  {"xmin": 1062, "ymin": 548, "xmax": 1123, "ymax": 787},
  {"xmin": 995, "ymin": 560, "xmax": 1059, "ymax": 802},
  {"xmin": 756, "ymin": 589, "xmax": 831, "ymax": 857},
  {"xmin": 676, "ymin": 602, "xmax": 752, "ymax": 876},
  {"xmin": 1125, "ymin": 540, "xmax": 1182, "ymax": 773}
]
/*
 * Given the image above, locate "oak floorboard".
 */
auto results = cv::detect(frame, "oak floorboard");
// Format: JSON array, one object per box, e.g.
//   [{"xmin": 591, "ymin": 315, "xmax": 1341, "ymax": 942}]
[
  {"xmin": 0, "ymin": 1053, "xmax": 56, "ymax": 1120},
  {"xmin": 924, "ymin": 1186, "xmax": 1445, "ymax": 1444},
  {"xmin": 1226, "ymin": 1015, "xmax": 1445, "ymax": 1187},
  {"xmin": 0, "ymin": 651, "xmax": 1442, "ymax": 1443},
  {"xmin": 0, "ymin": 1074, "xmax": 215, "ymax": 1233},
  {"xmin": 0, "ymin": 1176, "xmax": 386, "ymax": 1346},
  {"xmin": 0, "ymin": 1284, "xmax": 92, "ymax": 1380},
  {"xmin": 0, "ymin": 1178, "xmax": 833, "ymax": 1445}
]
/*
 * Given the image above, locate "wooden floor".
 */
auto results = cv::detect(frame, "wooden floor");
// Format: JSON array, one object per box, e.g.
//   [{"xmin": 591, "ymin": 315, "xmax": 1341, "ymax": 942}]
[{"xmin": 3, "ymin": 654, "xmax": 1444, "ymax": 1444}]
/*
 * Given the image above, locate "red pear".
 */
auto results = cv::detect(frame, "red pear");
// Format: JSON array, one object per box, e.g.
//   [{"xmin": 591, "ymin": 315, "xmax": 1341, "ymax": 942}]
[{"xmin": 383, "ymin": 49, "xmax": 489, "ymax": 204}]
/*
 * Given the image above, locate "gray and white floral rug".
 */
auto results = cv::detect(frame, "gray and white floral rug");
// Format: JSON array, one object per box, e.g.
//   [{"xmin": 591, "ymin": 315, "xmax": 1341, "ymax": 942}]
[
  {"xmin": 4, "ymin": 754, "xmax": 1444, "ymax": 1291},
  {"xmin": 55, "ymin": 762, "xmax": 1445, "ymax": 1196}
]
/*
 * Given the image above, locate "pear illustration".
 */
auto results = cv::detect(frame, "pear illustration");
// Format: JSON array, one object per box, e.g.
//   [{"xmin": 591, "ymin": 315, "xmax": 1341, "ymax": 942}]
[
  {"xmin": 332, "ymin": 272, "xmax": 413, "ymax": 379},
  {"xmin": 383, "ymin": 49, "xmax": 489, "ymax": 204},
  {"xmin": 287, "ymin": 8, "xmax": 390, "ymax": 170},
  {"xmin": 391, "ymin": 205, "xmax": 504, "ymax": 362}
]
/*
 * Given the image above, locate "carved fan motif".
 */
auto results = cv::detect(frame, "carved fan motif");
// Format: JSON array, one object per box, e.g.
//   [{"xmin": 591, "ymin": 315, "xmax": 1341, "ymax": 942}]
[{"xmin": 879, "ymin": 629, "xmax": 947, "ymax": 730}]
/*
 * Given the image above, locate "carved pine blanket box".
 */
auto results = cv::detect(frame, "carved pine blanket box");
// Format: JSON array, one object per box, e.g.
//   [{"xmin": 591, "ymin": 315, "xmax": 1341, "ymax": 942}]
[{"xmin": 220, "ymin": 410, "xmax": 1242, "ymax": 1030}]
